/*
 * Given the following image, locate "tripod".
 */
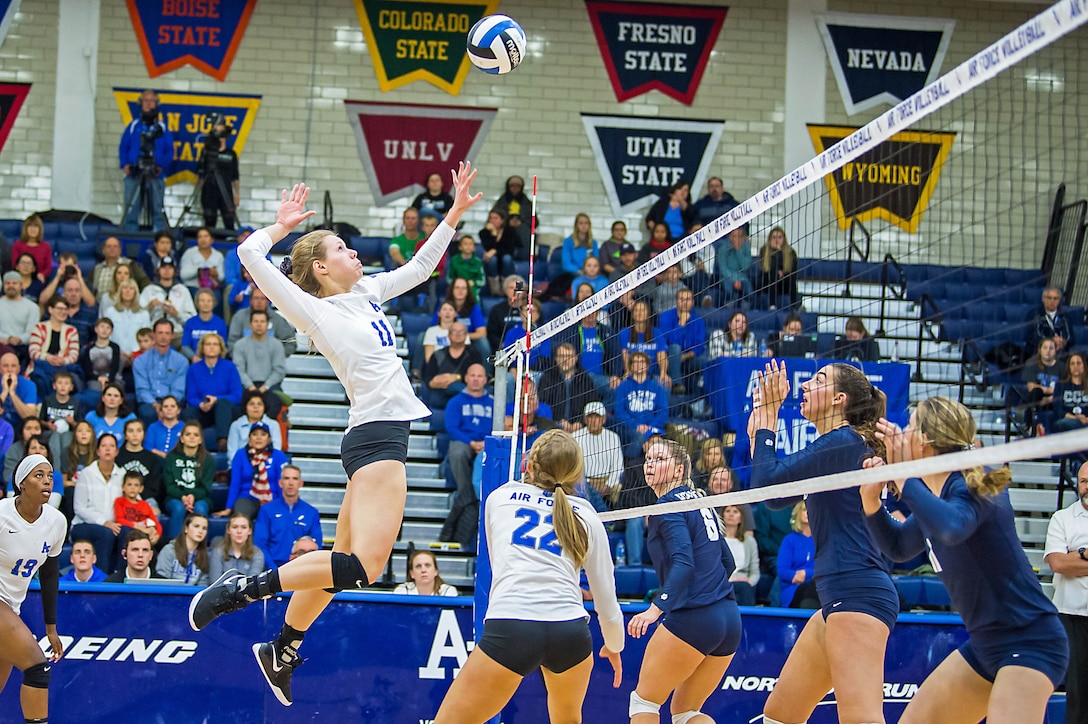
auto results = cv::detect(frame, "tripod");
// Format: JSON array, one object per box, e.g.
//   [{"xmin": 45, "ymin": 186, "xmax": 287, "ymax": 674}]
[
  {"xmin": 122, "ymin": 160, "xmax": 162, "ymax": 232},
  {"xmin": 177, "ymin": 146, "xmax": 237, "ymax": 229}
]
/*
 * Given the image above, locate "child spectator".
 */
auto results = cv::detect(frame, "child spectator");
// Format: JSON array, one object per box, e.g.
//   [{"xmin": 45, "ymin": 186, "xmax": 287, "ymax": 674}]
[
  {"xmin": 447, "ymin": 234, "xmax": 484, "ymax": 294},
  {"xmin": 116, "ymin": 418, "xmax": 164, "ymax": 512},
  {"xmin": 208, "ymin": 512, "xmax": 266, "ymax": 580},
  {"xmin": 156, "ymin": 512, "xmax": 210, "ymax": 586},
  {"xmin": 83, "ymin": 383, "xmax": 136, "ymax": 441},
  {"xmin": 146, "ymin": 395, "xmax": 184, "ymax": 458},
  {"xmin": 113, "ymin": 469, "xmax": 162, "ymax": 547},
  {"xmin": 77, "ymin": 319, "xmax": 124, "ymax": 407},
  {"xmin": 219, "ymin": 422, "xmax": 289, "ymax": 521},
  {"xmin": 163, "ymin": 421, "xmax": 214, "ymax": 538},
  {"xmin": 130, "ymin": 327, "xmax": 153, "ymax": 362},
  {"xmin": 60, "ymin": 539, "xmax": 107, "ymax": 583},
  {"xmin": 599, "ymin": 221, "xmax": 627, "ymax": 276},
  {"xmin": 570, "ymin": 255, "xmax": 608, "ymax": 296},
  {"xmin": 40, "ymin": 371, "xmax": 83, "ymax": 459}
]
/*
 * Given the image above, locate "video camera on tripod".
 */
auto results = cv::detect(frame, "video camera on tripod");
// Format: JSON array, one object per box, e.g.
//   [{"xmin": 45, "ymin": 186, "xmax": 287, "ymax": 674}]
[
  {"xmin": 199, "ymin": 112, "xmax": 235, "ymax": 172},
  {"xmin": 137, "ymin": 114, "xmax": 164, "ymax": 176}
]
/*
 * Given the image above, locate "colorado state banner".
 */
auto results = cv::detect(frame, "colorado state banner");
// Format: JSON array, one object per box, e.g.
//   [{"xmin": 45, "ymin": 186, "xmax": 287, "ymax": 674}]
[
  {"xmin": 808, "ymin": 124, "xmax": 956, "ymax": 234},
  {"xmin": 114, "ymin": 87, "xmax": 262, "ymax": 186},
  {"xmin": 0, "ymin": 82, "xmax": 30, "ymax": 157},
  {"xmin": 125, "ymin": 0, "xmax": 258, "ymax": 81},
  {"xmin": 354, "ymin": 0, "xmax": 500, "ymax": 94}
]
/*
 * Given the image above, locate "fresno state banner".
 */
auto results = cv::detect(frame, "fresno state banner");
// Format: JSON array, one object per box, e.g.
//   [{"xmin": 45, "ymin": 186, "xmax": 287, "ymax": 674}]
[
  {"xmin": 0, "ymin": 82, "xmax": 29, "ymax": 157},
  {"xmin": 815, "ymin": 13, "xmax": 955, "ymax": 115},
  {"xmin": 582, "ymin": 114, "xmax": 722, "ymax": 216},
  {"xmin": 114, "ymin": 87, "xmax": 262, "ymax": 186},
  {"xmin": 125, "ymin": 0, "xmax": 258, "ymax": 81},
  {"xmin": 0, "ymin": 0, "xmax": 21, "ymax": 49},
  {"xmin": 354, "ymin": 0, "xmax": 499, "ymax": 94},
  {"xmin": 808, "ymin": 124, "xmax": 956, "ymax": 234},
  {"xmin": 584, "ymin": 1, "xmax": 727, "ymax": 105},
  {"xmin": 344, "ymin": 101, "xmax": 497, "ymax": 205}
]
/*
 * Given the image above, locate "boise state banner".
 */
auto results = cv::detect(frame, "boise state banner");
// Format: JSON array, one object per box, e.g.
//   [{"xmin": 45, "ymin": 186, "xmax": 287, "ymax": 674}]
[
  {"xmin": 584, "ymin": 1, "xmax": 727, "ymax": 105},
  {"xmin": 582, "ymin": 113, "xmax": 722, "ymax": 216},
  {"xmin": 815, "ymin": 13, "xmax": 955, "ymax": 115},
  {"xmin": 808, "ymin": 124, "xmax": 955, "ymax": 233},
  {"xmin": 114, "ymin": 87, "xmax": 261, "ymax": 186},
  {"xmin": 354, "ymin": 0, "xmax": 500, "ymax": 94},
  {"xmin": 344, "ymin": 100, "xmax": 497, "ymax": 205},
  {"xmin": 0, "ymin": 82, "xmax": 29, "ymax": 157},
  {"xmin": 125, "ymin": 0, "xmax": 258, "ymax": 81},
  {"xmin": 0, "ymin": 0, "xmax": 21, "ymax": 49}
]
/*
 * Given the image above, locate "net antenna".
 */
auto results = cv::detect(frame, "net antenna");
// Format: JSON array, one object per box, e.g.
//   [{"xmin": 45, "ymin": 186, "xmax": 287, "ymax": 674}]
[{"xmin": 505, "ymin": 176, "xmax": 540, "ymax": 483}]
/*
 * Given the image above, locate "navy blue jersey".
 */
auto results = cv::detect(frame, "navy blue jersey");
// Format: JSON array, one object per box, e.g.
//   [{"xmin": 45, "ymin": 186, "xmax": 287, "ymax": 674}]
[
  {"xmin": 751, "ymin": 427, "xmax": 888, "ymax": 579},
  {"xmin": 867, "ymin": 473, "xmax": 1057, "ymax": 635},
  {"xmin": 647, "ymin": 485, "xmax": 736, "ymax": 613}
]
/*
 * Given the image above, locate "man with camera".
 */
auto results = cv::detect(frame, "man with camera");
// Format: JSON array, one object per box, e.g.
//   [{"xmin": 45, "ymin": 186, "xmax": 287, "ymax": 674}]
[
  {"xmin": 119, "ymin": 89, "xmax": 174, "ymax": 233},
  {"xmin": 199, "ymin": 118, "xmax": 240, "ymax": 229}
]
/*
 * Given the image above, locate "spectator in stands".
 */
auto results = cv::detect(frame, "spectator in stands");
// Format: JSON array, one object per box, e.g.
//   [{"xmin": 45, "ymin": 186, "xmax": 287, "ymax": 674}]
[
  {"xmin": 77, "ymin": 319, "xmax": 123, "ymax": 405},
  {"xmin": 11, "ymin": 214, "xmax": 51, "ymax": 280},
  {"xmin": 139, "ymin": 230, "xmax": 176, "ymax": 282},
  {"xmin": 116, "ymin": 418, "xmax": 164, "ymax": 512},
  {"xmin": 0, "ymin": 270, "xmax": 40, "ymax": 361},
  {"xmin": 232, "ymin": 309, "xmax": 286, "ymax": 421},
  {"xmin": 83, "ymin": 383, "xmax": 135, "ymax": 441},
  {"xmin": 723, "ymin": 504, "xmax": 760, "ymax": 606},
  {"xmin": 412, "ymin": 171, "xmax": 455, "ymax": 217},
  {"xmin": 440, "ymin": 277, "xmax": 490, "ymax": 360},
  {"xmin": 620, "ymin": 299, "xmax": 668, "ymax": 385},
  {"xmin": 555, "ymin": 305, "xmax": 620, "ymax": 404},
  {"xmin": 103, "ymin": 280, "xmax": 150, "ymax": 363},
  {"xmin": 693, "ymin": 437, "xmax": 726, "ymax": 490},
  {"xmin": 637, "ymin": 221, "xmax": 673, "ymax": 265},
  {"xmin": 41, "ymin": 371, "xmax": 81, "ymax": 464},
  {"xmin": 645, "ymin": 181, "xmax": 695, "ymax": 239},
  {"xmin": 112, "ymin": 469, "xmax": 161, "ymax": 548},
  {"xmin": 444, "ymin": 362, "xmax": 493, "ymax": 495},
  {"xmin": 103, "ymin": 529, "xmax": 161, "ymax": 582},
  {"xmin": 480, "ymin": 207, "xmax": 521, "ymax": 295},
  {"xmin": 494, "ymin": 175, "xmax": 535, "ymax": 248},
  {"xmin": 0, "ymin": 351, "xmax": 38, "ymax": 428},
  {"xmin": 71, "ymin": 432, "xmax": 125, "ymax": 572},
  {"xmin": 209, "ymin": 512, "xmax": 266, "ymax": 580},
  {"xmin": 615, "ymin": 351, "xmax": 668, "ymax": 458},
  {"xmin": 503, "ymin": 378, "xmax": 556, "ymax": 448},
  {"xmin": 756, "ymin": 226, "xmax": 800, "ymax": 310},
  {"xmin": 228, "ymin": 390, "xmax": 283, "ymax": 460},
  {"xmin": 708, "ymin": 310, "xmax": 758, "ymax": 359},
  {"xmin": 447, "ymin": 233, "xmax": 485, "ymax": 295},
  {"xmin": 538, "ymin": 342, "xmax": 601, "ymax": 433},
  {"xmin": 146, "ymin": 395, "xmax": 184, "ymax": 458},
  {"xmin": 1028, "ymin": 286, "xmax": 1076, "ymax": 356},
  {"xmin": 61, "ymin": 277, "xmax": 99, "ymax": 349},
  {"xmin": 61, "ymin": 539, "xmax": 107, "ymax": 583},
  {"xmin": 1051, "ymin": 352, "xmax": 1088, "ymax": 434},
  {"xmin": 558, "ymin": 213, "xmax": 599, "ymax": 287},
  {"xmin": 181, "ymin": 288, "xmax": 228, "ymax": 361},
  {"xmin": 12, "ymin": 254, "xmax": 45, "ymax": 305},
  {"xmin": 501, "ymin": 299, "xmax": 552, "ymax": 371},
  {"xmin": 660, "ymin": 286, "xmax": 706, "ymax": 394},
  {"xmin": 228, "ymin": 264, "xmax": 257, "ymax": 315},
  {"xmin": 389, "ymin": 207, "xmax": 422, "ymax": 269},
  {"xmin": 485, "ymin": 275, "xmax": 525, "ymax": 352},
  {"xmin": 61, "ymin": 420, "xmax": 95, "ymax": 520},
  {"xmin": 423, "ymin": 301, "xmax": 458, "ymax": 364},
  {"xmin": 91, "ymin": 237, "xmax": 150, "ymax": 297},
  {"xmin": 163, "ymin": 422, "xmax": 214, "ymax": 539},
  {"xmin": 290, "ymin": 536, "xmax": 319, "ymax": 560},
  {"xmin": 755, "ymin": 498, "xmax": 798, "ymax": 606},
  {"xmin": 707, "ymin": 465, "xmax": 755, "ymax": 529},
  {"xmin": 679, "ymin": 222, "xmax": 717, "ymax": 306},
  {"xmin": 765, "ymin": 312, "xmax": 807, "ymax": 358},
  {"xmin": 1023, "ymin": 338, "xmax": 1061, "ymax": 433},
  {"xmin": 609, "ymin": 242, "xmax": 638, "ymax": 283},
  {"xmin": 227, "ymin": 288, "xmax": 296, "ymax": 358},
  {"xmin": 422, "ymin": 322, "xmax": 483, "ymax": 409},
  {"xmin": 119, "ymin": 89, "xmax": 173, "ymax": 232},
  {"xmin": 573, "ymin": 400, "xmax": 622, "ymax": 503},
  {"xmin": 394, "ymin": 549, "xmax": 458, "ymax": 596},
  {"xmin": 694, "ymin": 176, "xmax": 739, "ymax": 225},
  {"xmin": 778, "ymin": 500, "xmax": 816, "ymax": 608},
  {"xmin": 184, "ymin": 333, "xmax": 242, "ymax": 451},
  {"xmin": 133, "ymin": 319, "xmax": 188, "ymax": 425},
  {"xmin": 573, "ymin": 282, "xmax": 610, "ymax": 328},
  {"xmin": 221, "ymin": 421, "xmax": 289, "ymax": 521},
  {"xmin": 40, "ymin": 251, "xmax": 96, "ymax": 315},
  {"xmin": 651, "ymin": 265, "xmax": 686, "ymax": 319},
  {"xmin": 157, "ymin": 512, "xmax": 210, "ymax": 586},
  {"xmin": 200, "ymin": 121, "xmax": 240, "ymax": 229},
  {"xmin": 140, "ymin": 256, "xmax": 196, "ymax": 331},
  {"xmin": 179, "ymin": 228, "xmax": 225, "ymax": 302},
  {"xmin": 4, "ymin": 421, "xmax": 46, "ymax": 490},
  {"xmin": 570, "ymin": 256, "xmax": 608, "ymax": 296},
  {"xmin": 716, "ymin": 225, "xmax": 753, "ymax": 309},
  {"xmin": 831, "ymin": 316, "xmax": 881, "ymax": 362},
  {"xmin": 28, "ymin": 295, "xmax": 83, "ymax": 400},
  {"xmin": 614, "ymin": 428, "xmax": 665, "ymax": 566},
  {"xmin": 254, "ymin": 464, "xmax": 323, "ymax": 567},
  {"xmin": 408, "ymin": 210, "xmax": 446, "ymax": 314},
  {"xmin": 94, "ymin": 262, "xmax": 131, "ymax": 308},
  {"xmin": 599, "ymin": 221, "xmax": 627, "ymax": 277}
]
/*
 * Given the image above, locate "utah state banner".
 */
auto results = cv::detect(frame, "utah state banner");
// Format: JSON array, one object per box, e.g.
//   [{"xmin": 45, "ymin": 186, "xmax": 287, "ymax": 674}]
[{"xmin": 125, "ymin": 0, "xmax": 258, "ymax": 81}]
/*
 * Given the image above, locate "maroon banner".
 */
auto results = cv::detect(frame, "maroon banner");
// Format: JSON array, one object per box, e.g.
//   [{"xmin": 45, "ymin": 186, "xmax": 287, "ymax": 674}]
[{"xmin": 0, "ymin": 82, "xmax": 30, "ymax": 157}]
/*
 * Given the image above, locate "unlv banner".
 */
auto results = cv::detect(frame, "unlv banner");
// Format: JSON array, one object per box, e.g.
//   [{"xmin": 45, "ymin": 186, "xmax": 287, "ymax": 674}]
[
  {"xmin": 808, "ymin": 124, "xmax": 955, "ymax": 233},
  {"xmin": 114, "ymin": 87, "xmax": 262, "ymax": 186},
  {"xmin": 582, "ymin": 114, "xmax": 722, "ymax": 216},
  {"xmin": 585, "ymin": 1, "xmax": 726, "ymax": 105},
  {"xmin": 0, "ymin": 0, "xmax": 20, "ymax": 49},
  {"xmin": 815, "ymin": 13, "xmax": 955, "ymax": 115},
  {"xmin": 354, "ymin": 0, "xmax": 499, "ymax": 94},
  {"xmin": 344, "ymin": 101, "xmax": 497, "ymax": 205},
  {"xmin": 0, "ymin": 82, "xmax": 29, "ymax": 157},
  {"xmin": 125, "ymin": 0, "xmax": 258, "ymax": 81}
]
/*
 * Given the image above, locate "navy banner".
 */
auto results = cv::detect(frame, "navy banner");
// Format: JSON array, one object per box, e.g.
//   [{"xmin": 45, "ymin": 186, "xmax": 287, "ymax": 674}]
[
  {"xmin": 125, "ymin": 0, "xmax": 259, "ymax": 81},
  {"xmin": 584, "ymin": 1, "xmax": 727, "ymax": 105},
  {"xmin": 0, "ymin": 0, "xmax": 20, "ymax": 49},
  {"xmin": 0, "ymin": 82, "xmax": 29, "ymax": 158},
  {"xmin": 582, "ymin": 113, "xmax": 722, "ymax": 216},
  {"xmin": 815, "ymin": 13, "xmax": 955, "ymax": 115}
]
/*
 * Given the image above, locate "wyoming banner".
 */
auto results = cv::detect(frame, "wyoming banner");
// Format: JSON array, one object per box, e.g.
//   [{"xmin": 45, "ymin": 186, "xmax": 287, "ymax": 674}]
[
  {"xmin": 0, "ymin": 82, "xmax": 30, "ymax": 157},
  {"xmin": 808, "ymin": 124, "xmax": 956, "ymax": 234},
  {"xmin": 125, "ymin": 0, "xmax": 258, "ymax": 81}
]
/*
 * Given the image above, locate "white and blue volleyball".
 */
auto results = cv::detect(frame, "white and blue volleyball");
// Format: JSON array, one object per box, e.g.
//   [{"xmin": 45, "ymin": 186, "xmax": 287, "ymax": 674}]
[{"xmin": 467, "ymin": 14, "xmax": 526, "ymax": 75}]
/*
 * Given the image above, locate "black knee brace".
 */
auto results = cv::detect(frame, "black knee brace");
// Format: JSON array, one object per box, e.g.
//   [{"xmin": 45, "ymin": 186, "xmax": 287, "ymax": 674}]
[
  {"xmin": 325, "ymin": 552, "xmax": 368, "ymax": 593},
  {"xmin": 22, "ymin": 661, "xmax": 50, "ymax": 689}
]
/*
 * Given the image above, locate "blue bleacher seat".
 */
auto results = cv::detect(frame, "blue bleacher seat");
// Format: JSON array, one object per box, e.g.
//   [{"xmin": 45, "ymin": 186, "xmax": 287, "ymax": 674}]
[
  {"xmin": 349, "ymin": 236, "xmax": 390, "ymax": 264},
  {"xmin": 816, "ymin": 332, "xmax": 837, "ymax": 357},
  {"xmin": 540, "ymin": 300, "xmax": 568, "ymax": 323},
  {"xmin": 547, "ymin": 247, "xmax": 564, "ymax": 281},
  {"xmin": 695, "ymin": 306, "xmax": 733, "ymax": 332},
  {"xmin": 207, "ymin": 516, "xmax": 228, "ymax": 541},
  {"xmin": 613, "ymin": 565, "xmax": 660, "ymax": 598},
  {"xmin": 210, "ymin": 483, "xmax": 229, "ymax": 511},
  {"xmin": 480, "ymin": 296, "xmax": 502, "ymax": 317},
  {"xmin": 0, "ymin": 220, "xmax": 22, "ymax": 240},
  {"xmin": 513, "ymin": 260, "xmax": 531, "ymax": 281}
]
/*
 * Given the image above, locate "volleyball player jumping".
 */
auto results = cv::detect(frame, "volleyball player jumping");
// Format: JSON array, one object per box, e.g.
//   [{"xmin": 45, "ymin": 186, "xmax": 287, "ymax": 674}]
[{"xmin": 189, "ymin": 163, "xmax": 483, "ymax": 706}]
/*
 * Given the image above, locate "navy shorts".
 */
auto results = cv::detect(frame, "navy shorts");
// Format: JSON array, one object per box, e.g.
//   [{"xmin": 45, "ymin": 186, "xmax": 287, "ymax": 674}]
[
  {"xmin": 959, "ymin": 614, "xmax": 1069, "ymax": 688},
  {"xmin": 818, "ymin": 569, "xmax": 900, "ymax": 632},
  {"xmin": 662, "ymin": 599, "xmax": 743, "ymax": 657},
  {"xmin": 477, "ymin": 618, "xmax": 592, "ymax": 676},
  {"xmin": 341, "ymin": 421, "xmax": 410, "ymax": 478}
]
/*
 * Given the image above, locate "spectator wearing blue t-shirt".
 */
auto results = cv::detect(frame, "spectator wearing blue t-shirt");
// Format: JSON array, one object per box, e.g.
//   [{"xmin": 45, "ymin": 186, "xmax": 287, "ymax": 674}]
[
  {"xmin": 619, "ymin": 299, "xmax": 668, "ymax": 386},
  {"xmin": 615, "ymin": 351, "xmax": 668, "ymax": 457},
  {"xmin": 659, "ymin": 287, "xmax": 707, "ymax": 394},
  {"xmin": 181, "ymin": 288, "xmax": 228, "ymax": 360}
]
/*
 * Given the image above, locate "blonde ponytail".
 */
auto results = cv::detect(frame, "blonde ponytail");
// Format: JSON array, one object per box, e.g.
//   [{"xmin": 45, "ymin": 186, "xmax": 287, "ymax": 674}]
[{"xmin": 525, "ymin": 430, "xmax": 590, "ymax": 568}]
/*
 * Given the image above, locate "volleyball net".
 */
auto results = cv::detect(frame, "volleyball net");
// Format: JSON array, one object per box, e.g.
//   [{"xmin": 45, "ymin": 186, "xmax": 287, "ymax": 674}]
[{"xmin": 496, "ymin": 0, "xmax": 1088, "ymax": 525}]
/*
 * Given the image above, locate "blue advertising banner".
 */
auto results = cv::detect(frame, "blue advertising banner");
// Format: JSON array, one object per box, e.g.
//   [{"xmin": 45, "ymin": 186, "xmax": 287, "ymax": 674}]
[
  {"xmin": 0, "ymin": 0, "xmax": 20, "ymax": 49},
  {"xmin": 125, "ymin": 0, "xmax": 258, "ymax": 81},
  {"xmin": 581, "ymin": 113, "xmax": 722, "ymax": 217}
]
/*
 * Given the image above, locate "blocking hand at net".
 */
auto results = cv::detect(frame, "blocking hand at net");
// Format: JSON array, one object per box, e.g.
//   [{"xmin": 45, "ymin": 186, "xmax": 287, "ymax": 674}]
[
  {"xmin": 875, "ymin": 417, "xmax": 912, "ymax": 491},
  {"xmin": 859, "ymin": 456, "xmax": 890, "ymax": 515}
]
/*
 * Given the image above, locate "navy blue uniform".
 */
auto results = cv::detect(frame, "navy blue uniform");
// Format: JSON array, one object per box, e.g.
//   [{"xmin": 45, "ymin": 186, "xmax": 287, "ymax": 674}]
[
  {"xmin": 647, "ymin": 485, "xmax": 741, "ymax": 655},
  {"xmin": 867, "ymin": 473, "xmax": 1068, "ymax": 685},
  {"xmin": 751, "ymin": 427, "xmax": 898, "ymax": 628}
]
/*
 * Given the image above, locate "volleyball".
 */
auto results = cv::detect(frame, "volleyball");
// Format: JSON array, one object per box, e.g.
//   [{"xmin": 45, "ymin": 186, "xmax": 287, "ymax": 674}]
[{"xmin": 466, "ymin": 14, "xmax": 526, "ymax": 75}]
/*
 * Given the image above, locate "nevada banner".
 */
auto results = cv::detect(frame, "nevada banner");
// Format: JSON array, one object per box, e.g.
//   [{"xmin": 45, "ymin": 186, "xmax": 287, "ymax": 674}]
[
  {"xmin": 344, "ymin": 101, "xmax": 497, "ymax": 205},
  {"xmin": 354, "ymin": 0, "xmax": 499, "ymax": 94},
  {"xmin": 808, "ymin": 124, "xmax": 956, "ymax": 234},
  {"xmin": 0, "ymin": 82, "xmax": 29, "ymax": 157},
  {"xmin": 125, "ymin": 0, "xmax": 258, "ymax": 81},
  {"xmin": 582, "ymin": 114, "xmax": 722, "ymax": 216},
  {"xmin": 584, "ymin": 1, "xmax": 726, "ymax": 105},
  {"xmin": 0, "ymin": 0, "xmax": 21, "ymax": 49},
  {"xmin": 815, "ymin": 13, "xmax": 955, "ymax": 115},
  {"xmin": 114, "ymin": 87, "xmax": 262, "ymax": 186}
]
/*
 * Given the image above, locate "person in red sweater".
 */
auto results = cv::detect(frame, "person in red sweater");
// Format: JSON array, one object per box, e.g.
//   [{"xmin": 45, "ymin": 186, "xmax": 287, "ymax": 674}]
[
  {"xmin": 113, "ymin": 469, "xmax": 161, "ymax": 547},
  {"xmin": 11, "ymin": 214, "xmax": 53, "ymax": 281}
]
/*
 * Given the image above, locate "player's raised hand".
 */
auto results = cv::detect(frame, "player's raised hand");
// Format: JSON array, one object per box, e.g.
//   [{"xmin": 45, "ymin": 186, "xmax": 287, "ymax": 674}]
[{"xmin": 275, "ymin": 183, "xmax": 317, "ymax": 231}]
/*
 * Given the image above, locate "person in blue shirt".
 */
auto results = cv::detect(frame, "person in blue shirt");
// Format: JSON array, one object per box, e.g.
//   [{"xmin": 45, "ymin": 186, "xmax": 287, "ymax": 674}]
[
  {"xmin": 118, "ymin": 89, "xmax": 174, "ymax": 233},
  {"xmin": 615, "ymin": 351, "xmax": 668, "ymax": 458},
  {"xmin": 561, "ymin": 213, "xmax": 599, "ymax": 276},
  {"xmin": 60, "ymin": 539, "xmax": 108, "ymax": 583},
  {"xmin": 627, "ymin": 438, "xmax": 740, "ymax": 723},
  {"xmin": 570, "ymin": 257, "xmax": 608, "ymax": 297},
  {"xmin": 777, "ymin": 501, "xmax": 816, "ymax": 608},
  {"xmin": 620, "ymin": 299, "xmax": 668, "ymax": 385},
  {"xmin": 145, "ymin": 395, "xmax": 184, "ymax": 458},
  {"xmin": 181, "ymin": 289, "xmax": 228, "ymax": 360},
  {"xmin": 861, "ymin": 397, "xmax": 1067, "ymax": 724},
  {"xmin": 501, "ymin": 299, "xmax": 552, "ymax": 371},
  {"xmin": 0, "ymin": 351, "xmax": 38, "ymax": 431},
  {"xmin": 658, "ymin": 287, "xmax": 707, "ymax": 395},
  {"xmin": 219, "ymin": 422, "xmax": 290, "ymax": 522},
  {"xmin": 133, "ymin": 319, "xmax": 188, "ymax": 425},
  {"xmin": 252, "ymin": 464, "xmax": 323, "ymax": 568},
  {"xmin": 444, "ymin": 363, "xmax": 494, "ymax": 503},
  {"xmin": 183, "ymin": 333, "xmax": 243, "ymax": 451},
  {"xmin": 748, "ymin": 360, "xmax": 896, "ymax": 724}
]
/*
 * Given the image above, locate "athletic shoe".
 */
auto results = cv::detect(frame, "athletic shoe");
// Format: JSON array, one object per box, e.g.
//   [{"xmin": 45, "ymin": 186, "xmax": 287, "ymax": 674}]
[
  {"xmin": 188, "ymin": 568, "xmax": 249, "ymax": 631},
  {"xmin": 253, "ymin": 641, "xmax": 302, "ymax": 706}
]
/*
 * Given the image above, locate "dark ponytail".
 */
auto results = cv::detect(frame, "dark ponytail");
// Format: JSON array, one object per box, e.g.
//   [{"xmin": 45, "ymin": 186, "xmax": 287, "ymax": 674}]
[{"xmin": 832, "ymin": 363, "xmax": 886, "ymax": 458}]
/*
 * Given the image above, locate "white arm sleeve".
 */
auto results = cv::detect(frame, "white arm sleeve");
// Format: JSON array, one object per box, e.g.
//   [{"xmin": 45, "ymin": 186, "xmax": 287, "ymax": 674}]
[
  {"xmin": 237, "ymin": 229, "xmax": 330, "ymax": 335},
  {"xmin": 583, "ymin": 516, "xmax": 625, "ymax": 653},
  {"xmin": 369, "ymin": 222, "xmax": 456, "ymax": 303}
]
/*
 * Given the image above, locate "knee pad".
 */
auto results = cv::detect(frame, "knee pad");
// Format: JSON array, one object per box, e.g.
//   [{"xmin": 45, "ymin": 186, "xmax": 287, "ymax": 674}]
[
  {"xmin": 672, "ymin": 712, "xmax": 702, "ymax": 724},
  {"xmin": 329, "ymin": 552, "xmax": 368, "ymax": 592},
  {"xmin": 22, "ymin": 661, "xmax": 50, "ymax": 689},
  {"xmin": 761, "ymin": 718, "xmax": 800, "ymax": 724},
  {"xmin": 630, "ymin": 691, "xmax": 661, "ymax": 718}
]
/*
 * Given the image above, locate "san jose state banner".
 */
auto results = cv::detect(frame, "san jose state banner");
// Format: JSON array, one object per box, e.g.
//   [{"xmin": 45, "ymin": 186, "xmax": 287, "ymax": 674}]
[
  {"xmin": 815, "ymin": 13, "xmax": 955, "ymax": 115},
  {"xmin": 344, "ymin": 101, "xmax": 497, "ymax": 205},
  {"xmin": 354, "ymin": 0, "xmax": 500, "ymax": 94},
  {"xmin": 584, "ymin": 1, "xmax": 727, "ymax": 105},
  {"xmin": 125, "ymin": 0, "xmax": 258, "ymax": 81},
  {"xmin": 0, "ymin": 0, "xmax": 21, "ymax": 49},
  {"xmin": 582, "ymin": 114, "xmax": 722, "ymax": 216},
  {"xmin": 114, "ymin": 87, "xmax": 261, "ymax": 186},
  {"xmin": 808, "ymin": 124, "xmax": 955, "ymax": 234},
  {"xmin": 0, "ymin": 82, "xmax": 29, "ymax": 157}
]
